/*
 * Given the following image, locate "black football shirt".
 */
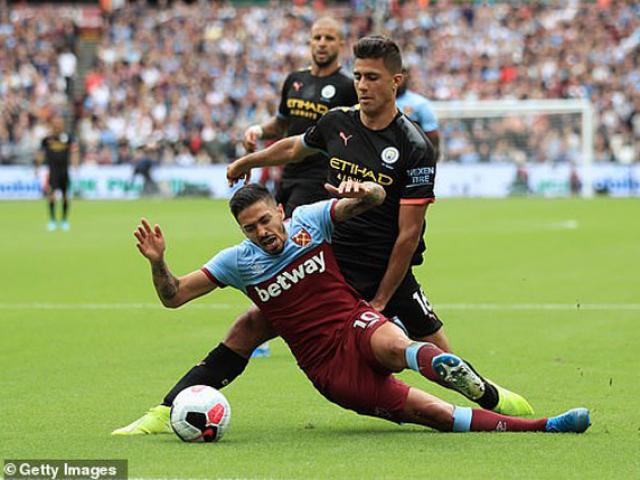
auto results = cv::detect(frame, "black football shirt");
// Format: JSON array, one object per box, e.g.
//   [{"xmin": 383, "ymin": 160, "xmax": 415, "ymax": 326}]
[
  {"xmin": 41, "ymin": 134, "xmax": 74, "ymax": 170},
  {"xmin": 302, "ymin": 106, "xmax": 436, "ymax": 270},
  {"xmin": 278, "ymin": 67, "xmax": 357, "ymax": 182}
]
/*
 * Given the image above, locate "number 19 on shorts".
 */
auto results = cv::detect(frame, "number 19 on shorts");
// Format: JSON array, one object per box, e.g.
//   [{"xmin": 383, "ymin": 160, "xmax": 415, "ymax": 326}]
[{"xmin": 353, "ymin": 311, "xmax": 381, "ymax": 329}]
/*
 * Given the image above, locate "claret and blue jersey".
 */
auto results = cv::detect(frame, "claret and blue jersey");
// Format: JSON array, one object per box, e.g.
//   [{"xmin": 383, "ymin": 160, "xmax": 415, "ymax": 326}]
[{"xmin": 201, "ymin": 199, "xmax": 364, "ymax": 372}]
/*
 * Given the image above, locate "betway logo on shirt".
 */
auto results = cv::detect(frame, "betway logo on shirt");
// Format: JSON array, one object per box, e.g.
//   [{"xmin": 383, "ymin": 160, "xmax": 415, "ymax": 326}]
[{"xmin": 253, "ymin": 251, "xmax": 326, "ymax": 302}]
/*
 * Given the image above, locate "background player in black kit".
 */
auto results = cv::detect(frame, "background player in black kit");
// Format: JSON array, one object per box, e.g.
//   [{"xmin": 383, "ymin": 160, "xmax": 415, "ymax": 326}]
[
  {"xmin": 112, "ymin": 35, "xmax": 534, "ymax": 436},
  {"xmin": 243, "ymin": 16, "xmax": 357, "ymax": 217},
  {"xmin": 36, "ymin": 115, "xmax": 79, "ymax": 232}
]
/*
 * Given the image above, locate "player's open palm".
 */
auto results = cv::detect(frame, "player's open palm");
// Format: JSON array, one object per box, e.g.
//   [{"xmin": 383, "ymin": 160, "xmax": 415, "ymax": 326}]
[{"xmin": 134, "ymin": 218, "xmax": 166, "ymax": 263}]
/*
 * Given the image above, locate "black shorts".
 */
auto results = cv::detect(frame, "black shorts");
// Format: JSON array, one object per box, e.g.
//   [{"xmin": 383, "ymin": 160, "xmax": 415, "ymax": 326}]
[
  {"xmin": 48, "ymin": 169, "xmax": 70, "ymax": 193},
  {"xmin": 276, "ymin": 179, "xmax": 330, "ymax": 217},
  {"xmin": 340, "ymin": 265, "xmax": 443, "ymax": 339}
]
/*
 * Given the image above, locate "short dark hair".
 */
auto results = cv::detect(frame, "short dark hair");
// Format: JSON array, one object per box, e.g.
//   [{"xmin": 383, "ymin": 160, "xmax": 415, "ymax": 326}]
[
  {"xmin": 229, "ymin": 183, "xmax": 275, "ymax": 218},
  {"xmin": 353, "ymin": 35, "xmax": 403, "ymax": 74}
]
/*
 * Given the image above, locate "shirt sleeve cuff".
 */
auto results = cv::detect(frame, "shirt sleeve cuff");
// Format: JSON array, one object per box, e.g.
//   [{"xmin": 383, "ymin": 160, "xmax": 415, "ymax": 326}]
[
  {"xmin": 200, "ymin": 268, "xmax": 225, "ymax": 287},
  {"xmin": 329, "ymin": 199, "xmax": 339, "ymax": 223},
  {"xmin": 400, "ymin": 197, "xmax": 436, "ymax": 206}
]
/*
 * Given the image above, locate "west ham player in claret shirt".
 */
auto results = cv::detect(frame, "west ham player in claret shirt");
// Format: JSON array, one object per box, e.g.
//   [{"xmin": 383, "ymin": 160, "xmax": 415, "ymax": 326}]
[
  {"xmin": 129, "ymin": 180, "xmax": 590, "ymax": 434},
  {"xmin": 112, "ymin": 17, "xmax": 358, "ymax": 436},
  {"xmin": 111, "ymin": 36, "xmax": 529, "ymax": 436}
]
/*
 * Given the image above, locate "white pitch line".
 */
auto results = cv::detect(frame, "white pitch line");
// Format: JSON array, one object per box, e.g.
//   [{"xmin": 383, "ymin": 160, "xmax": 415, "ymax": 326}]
[
  {"xmin": 439, "ymin": 303, "xmax": 640, "ymax": 311},
  {"xmin": 0, "ymin": 303, "xmax": 639, "ymax": 311},
  {"xmin": 0, "ymin": 302, "xmax": 240, "ymax": 310}
]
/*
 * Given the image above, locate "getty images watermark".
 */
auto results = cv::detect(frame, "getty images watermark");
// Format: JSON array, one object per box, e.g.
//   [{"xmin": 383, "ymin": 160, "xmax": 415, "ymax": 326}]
[{"xmin": 4, "ymin": 460, "xmax": 127, "ymax": 480}]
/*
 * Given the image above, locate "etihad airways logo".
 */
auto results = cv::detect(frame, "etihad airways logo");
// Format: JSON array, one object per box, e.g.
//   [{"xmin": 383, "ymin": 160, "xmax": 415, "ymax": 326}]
[
  {"xmin": 253, "ymin": 251, "xmax": 326, "ymax": 302},
  {"xmin": 329, "ymin": 157, "xmax": 394, "ymax": 186},
  {"xmin": 286, "ymin": 98, "xmax": 329, "ymax": 120}
]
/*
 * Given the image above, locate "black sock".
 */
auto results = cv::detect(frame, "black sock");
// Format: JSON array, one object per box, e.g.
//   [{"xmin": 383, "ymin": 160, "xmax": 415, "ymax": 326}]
[
  {"xmin": 463, "ymin": 359, "xmax": 499, "ymax": 410},
  {"xmin": 62, "ymin": 198, "xmax": 68, "ymax": 220},
  {"xmin": 477, "ymin": 382, "xmax": 499, "ymax": 410},
  {"xmin": 48, "ymin": 200, "xmax": 55, "ymax": 221},
  {"xmin": 162, "ymin": 343, "xmax": 249, "ymax": 406}
]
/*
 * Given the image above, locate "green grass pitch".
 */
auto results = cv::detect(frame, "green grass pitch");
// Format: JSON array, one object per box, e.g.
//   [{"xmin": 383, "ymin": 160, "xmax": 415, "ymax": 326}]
[{"xmin": 1, "ymin": 197, "xmax": 638, "ymax": 479}]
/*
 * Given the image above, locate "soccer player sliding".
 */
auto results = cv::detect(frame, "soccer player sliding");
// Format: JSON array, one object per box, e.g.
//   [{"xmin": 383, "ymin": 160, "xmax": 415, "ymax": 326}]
[{"xmin": 132, "ymin": 179, "xmax": 590, "ymax": 433}]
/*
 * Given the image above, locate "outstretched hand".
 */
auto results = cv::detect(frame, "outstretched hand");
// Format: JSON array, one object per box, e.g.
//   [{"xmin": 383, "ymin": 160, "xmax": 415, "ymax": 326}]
[
  {"xmin": 226, "ymin": 159, "xmax": 252, "ymax": 187},
  {"xmin": 134, "ymin": 218, "xmax": 166, "ymax": 263}
]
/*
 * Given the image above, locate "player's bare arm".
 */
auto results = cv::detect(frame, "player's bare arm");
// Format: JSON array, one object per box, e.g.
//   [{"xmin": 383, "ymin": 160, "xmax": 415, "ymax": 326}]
[
  {"xmin": 243, "ymin": 116, "xmax": 290, "ymax": 153},
  {"xmin": 370, "ymin": 204, "xmax": 429, "ymax": 311},
  {"xmin": 134, "ymin": 218, "xmax": 216, "ymax": 308},
  {"xmin": 227, "ymin": 135, "xmax": 317, "ymax": 186},
  {"xmin": 325, "ymin": 179, "xmax": 386, "ymax": 222}
]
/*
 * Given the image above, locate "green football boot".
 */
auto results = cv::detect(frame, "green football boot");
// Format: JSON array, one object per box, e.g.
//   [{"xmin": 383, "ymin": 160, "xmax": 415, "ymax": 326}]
[
  {"xmin": 111, "ymin": 405, "xmax": 172, "ymax": 435},
  {"xmin": 491, "ymin": 382, "xmax": 535, "ymax": 416}
]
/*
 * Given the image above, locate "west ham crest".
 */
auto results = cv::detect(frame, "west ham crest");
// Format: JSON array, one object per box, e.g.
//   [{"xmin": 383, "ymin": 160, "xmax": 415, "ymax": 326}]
[{"xmin": 292, "ymin": 228, "xmax": 312, "ymax": 247}]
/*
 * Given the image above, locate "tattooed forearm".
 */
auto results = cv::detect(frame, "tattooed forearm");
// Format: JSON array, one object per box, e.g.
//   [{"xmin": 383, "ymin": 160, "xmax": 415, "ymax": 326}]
[
  {"xmin": 151, "ymin": 260, "xmax": 180, "ymax": 303},
  {"xmin": 335, "ymin": 183, "xmax": 386, "ymax": 222}
]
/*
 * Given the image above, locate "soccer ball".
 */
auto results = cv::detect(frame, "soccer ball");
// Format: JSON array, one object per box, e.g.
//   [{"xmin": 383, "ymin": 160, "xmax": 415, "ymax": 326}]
[{"xmin": 170, "ymin": 385, "xmax": 231, "ymax": 442}]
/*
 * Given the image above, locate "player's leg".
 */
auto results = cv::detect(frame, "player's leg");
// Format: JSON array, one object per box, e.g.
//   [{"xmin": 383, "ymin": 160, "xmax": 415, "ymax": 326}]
[
  {"xmin": 161, "ymin": 306, "xmax": 275, "ymax": 405},
  {"xmin": 45, "ymin": 173, "xmax": 57, "ymax": 231},
  {"xmin": 398, "ymin": 388, "xmax": 590, "ymax": 433},
  {"xmin": 419, "ymin": 327, "xmax": 450, "ymax": 353},
  {"xmin": 367, "ymin": 316, "xmax": 532, "ymax": 416},
  {"xmin": 112, "ymin": 306, "xmax": 277, "ymax": 435},
  {"xmin": 384, "ymin": 274, "xmax": 533, "ymax": 416},
  {"xmin": 59, "ymin": 172, "xmax": 70, "ymax": 231},
  {"xmin": 328, "ymin": 314, "xmax": 588, "ymax": 434}
]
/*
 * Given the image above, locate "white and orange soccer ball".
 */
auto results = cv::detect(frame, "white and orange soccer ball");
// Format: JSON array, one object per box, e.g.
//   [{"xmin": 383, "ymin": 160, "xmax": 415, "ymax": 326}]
[{"xmin": 170, "ymin": 385, "xmax": 231, "ymax": 442}]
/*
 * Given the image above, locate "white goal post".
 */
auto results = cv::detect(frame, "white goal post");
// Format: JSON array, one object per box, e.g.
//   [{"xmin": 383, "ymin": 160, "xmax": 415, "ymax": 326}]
[{"xmin": 431, "ymin": 99, "xmax": 595, "ymax": 197}]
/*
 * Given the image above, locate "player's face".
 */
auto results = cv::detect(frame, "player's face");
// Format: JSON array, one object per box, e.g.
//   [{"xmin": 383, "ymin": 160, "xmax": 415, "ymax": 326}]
[
  {"xmin": 237, "ymin": 200, "xmax": 287, "ymax": 254},
  {"xmin": 52, "ymin": 117, "xmax": 64, "ymax": 134},
  {"xmin": 310, "ymin": 25, "xmax": 342, "ymax": 68},
  {"xmin": 353, "ymin": 58, "xmax": 403, "ymax": 116}
]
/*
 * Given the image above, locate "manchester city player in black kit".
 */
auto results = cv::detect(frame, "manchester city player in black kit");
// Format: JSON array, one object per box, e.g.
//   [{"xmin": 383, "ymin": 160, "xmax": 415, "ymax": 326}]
[
  {"xmin": 36, "ymin": 116, "xmax": 79, "ymax": 231},
  {"xmin": 113, "ymin": 36, "xmax": 533, "ymax": 436},
  {"xmin": 243, "ymin": 16, "xmax": 357, "ymax": 216}
]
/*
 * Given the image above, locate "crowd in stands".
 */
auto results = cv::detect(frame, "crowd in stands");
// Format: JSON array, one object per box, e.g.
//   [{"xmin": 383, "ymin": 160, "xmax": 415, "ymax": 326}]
[
  {"xmin": 0, "ymin": 6, "xmax": 76, "ymax": 165},
  {"xmin": 1, "ymin": 1, "xmax": 638, "ymax": 166}
]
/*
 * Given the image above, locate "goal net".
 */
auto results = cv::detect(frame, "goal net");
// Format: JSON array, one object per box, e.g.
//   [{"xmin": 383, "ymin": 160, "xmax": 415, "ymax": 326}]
[{"xmin": 431, "ymin": 99, "xmax": 595, "ymax": 198}]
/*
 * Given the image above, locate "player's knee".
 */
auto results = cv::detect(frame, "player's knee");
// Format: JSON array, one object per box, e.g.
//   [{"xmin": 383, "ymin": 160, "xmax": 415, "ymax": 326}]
[
  {"xmin": 223, "ymin": 308, "xmax": 276, "ymax": 357},
  {"xmin": 382, "ymin": 336, "xmax": 412, "ymax": 372}
]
